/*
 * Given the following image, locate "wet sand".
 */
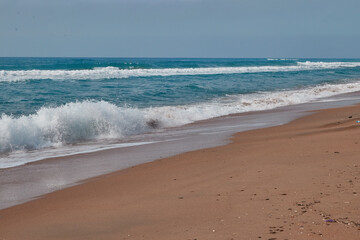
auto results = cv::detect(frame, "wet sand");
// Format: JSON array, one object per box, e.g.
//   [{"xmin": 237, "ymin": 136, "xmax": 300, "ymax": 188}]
[{"xmin": 1, "ymin": 104, "xmax": 360, "ymax": 239}]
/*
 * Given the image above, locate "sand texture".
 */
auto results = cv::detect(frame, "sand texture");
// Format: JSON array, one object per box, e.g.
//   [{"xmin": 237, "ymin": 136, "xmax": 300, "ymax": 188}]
[{"xmin": 0, "ymin": 105, "xmax": 360, "ymax": 240}]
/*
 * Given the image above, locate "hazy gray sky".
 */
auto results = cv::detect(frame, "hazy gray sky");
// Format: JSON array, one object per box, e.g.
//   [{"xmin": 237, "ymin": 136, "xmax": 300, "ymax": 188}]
[{"xmin": 1, "ymin": 0, "xmax": 359, "ymax": 58}]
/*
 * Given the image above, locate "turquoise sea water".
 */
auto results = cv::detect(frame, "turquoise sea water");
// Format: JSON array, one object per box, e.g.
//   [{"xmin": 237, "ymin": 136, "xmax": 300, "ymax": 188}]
[{"xmin": 1, "ymin": 58, "xmax": 360, "ymax": 165}]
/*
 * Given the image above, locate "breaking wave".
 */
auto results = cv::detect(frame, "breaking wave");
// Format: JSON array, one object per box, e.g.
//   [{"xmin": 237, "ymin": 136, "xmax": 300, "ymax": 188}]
[
  {"xmin": 1, "ymin": 61, "xmax": 360, "ymax": 82},
  {"xmin": 1, "ymin": 81, "xmax": 360, "ymax": 154}
]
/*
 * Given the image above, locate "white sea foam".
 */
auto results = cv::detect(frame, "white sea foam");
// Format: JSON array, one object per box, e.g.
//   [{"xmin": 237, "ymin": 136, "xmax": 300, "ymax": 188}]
[
  {"xmin": 0, "ymin": 102, "xmax": 150, "ymax": 154},
  {"xmin": 1, "ymin": 61, "xmax": 360, "ymax": 82},
  {"xmin": 267, "ymin": 58, "xmax": 299, "ymax": 61},
  {"xmin": 1, "ymin": 80, "xmax": 360, "ymax": 157}
]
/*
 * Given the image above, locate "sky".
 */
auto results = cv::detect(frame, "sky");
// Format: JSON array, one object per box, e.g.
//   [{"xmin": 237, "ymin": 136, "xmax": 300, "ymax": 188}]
[{"xmin": 0, "ymin": 0, "xmax": 359, "ymax": 58}]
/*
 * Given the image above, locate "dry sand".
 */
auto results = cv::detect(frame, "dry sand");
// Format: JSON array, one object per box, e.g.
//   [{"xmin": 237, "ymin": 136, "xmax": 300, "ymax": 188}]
[{"xmin": 0, "ymin": 104, "xmax": 360, "ymax": 240}]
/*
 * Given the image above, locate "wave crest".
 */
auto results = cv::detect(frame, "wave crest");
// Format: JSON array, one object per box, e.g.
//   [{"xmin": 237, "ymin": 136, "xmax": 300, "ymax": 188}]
[
  {"xmin": 1, "ymin": 81, "xmax": 360, "ymax": 154},
  {"xmin": 1, "ymin": 61, "xmax": 360, "ymax": 82},
  {"xmin": 0, "ymin": 101, "xmax": 150, "ymax": 153}
]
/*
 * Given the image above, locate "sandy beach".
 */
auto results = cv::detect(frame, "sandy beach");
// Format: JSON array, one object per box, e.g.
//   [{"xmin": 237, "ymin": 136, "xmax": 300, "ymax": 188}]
[{"xmin": 1, "ymin": 104, "xmax": 360, "ymax": 240}]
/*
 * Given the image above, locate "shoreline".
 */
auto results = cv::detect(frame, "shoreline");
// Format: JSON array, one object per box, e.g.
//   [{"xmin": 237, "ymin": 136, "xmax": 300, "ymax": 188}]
[
  {"xmin": 1, "ymin": 92, "xmax": 360, "ymax": 211},
  {"xmin": 1, "ymin": 102, "xmax": 360, "ymax": 239},
  {"xmin": 2, "ymin": 93, "xmax": 360, "ymax": 210},
  {"xmin": 0, "ymin": 99, "xmax": 308, "ymax": 210}
]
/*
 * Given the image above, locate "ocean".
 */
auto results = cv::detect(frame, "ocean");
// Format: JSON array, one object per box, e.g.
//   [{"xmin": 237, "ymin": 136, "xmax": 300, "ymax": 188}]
[{"xmin": 1, "ymin": 57, "xmax": 360, "ymax": 168}]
